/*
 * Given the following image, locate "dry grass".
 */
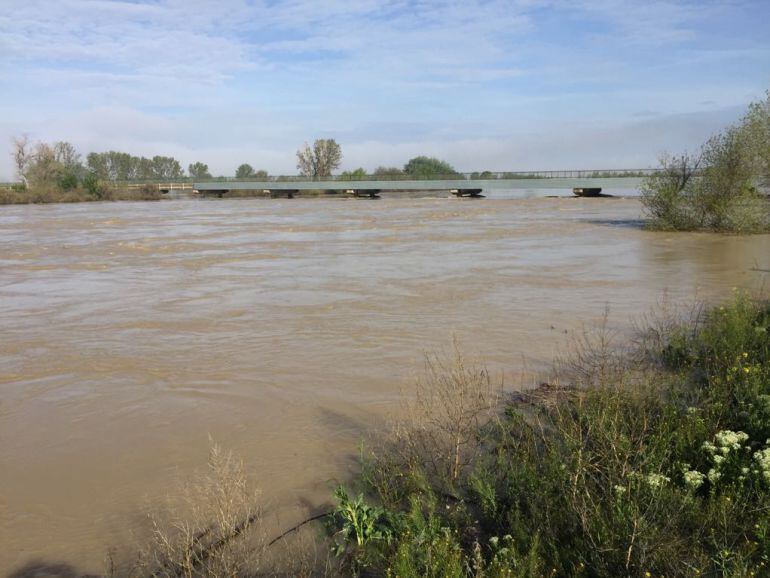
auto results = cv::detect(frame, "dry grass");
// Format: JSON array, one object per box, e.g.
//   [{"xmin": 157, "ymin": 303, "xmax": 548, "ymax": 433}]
[
  {"xmin": 364, "ymin": 341, "xmax": 502, "ymax": 501},
  {"xmin": 119, "ymin": 443, "xmax": 263, "ymax": 578}
]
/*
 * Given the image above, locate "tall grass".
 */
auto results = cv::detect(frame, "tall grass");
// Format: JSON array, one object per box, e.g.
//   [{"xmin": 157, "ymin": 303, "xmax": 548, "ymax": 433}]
[{"xmin": 329, "ymin": 293, "xmax": 770, "ymax": 576}]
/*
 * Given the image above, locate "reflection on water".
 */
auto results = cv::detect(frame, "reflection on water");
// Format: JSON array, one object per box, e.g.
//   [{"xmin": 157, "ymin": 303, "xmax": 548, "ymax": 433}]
[{"xmin": 1, "ymin": 197, "xmax": 768, "ymax": 572}]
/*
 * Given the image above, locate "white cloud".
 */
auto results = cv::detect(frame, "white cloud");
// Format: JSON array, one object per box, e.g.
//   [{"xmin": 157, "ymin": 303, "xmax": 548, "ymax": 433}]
[{"xmin": 0, "ymin": 0, "xmax": 767, "ymax": 180}]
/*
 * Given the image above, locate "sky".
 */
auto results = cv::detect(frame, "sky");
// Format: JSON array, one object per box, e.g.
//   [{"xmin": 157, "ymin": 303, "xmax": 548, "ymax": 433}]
[{"xmin": 0, "ymin": 0, "xmax": 768, "ymax": 179}]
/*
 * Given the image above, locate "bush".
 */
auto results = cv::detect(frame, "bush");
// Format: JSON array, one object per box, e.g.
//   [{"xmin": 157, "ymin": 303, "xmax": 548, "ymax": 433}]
[
  {"xmin": 82, "ymin": 172, "xmax": 100, "ymax": 197},
  {"xmin": 57, "ymin": 170, "xmax": 79, "ymax": 191},
  {"xmin": 330, "ymin": 294, "xmax": 770, "ymax": 576},
  {"xmin": 641, "ymin": 91, "xmax": 770, "ymax": 233}
]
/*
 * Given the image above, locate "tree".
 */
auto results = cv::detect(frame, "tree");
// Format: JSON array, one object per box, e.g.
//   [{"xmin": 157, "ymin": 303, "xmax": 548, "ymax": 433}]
[
  {"xmin": 373, "ymin": 166, "xmax": 404, "ymax": 178},
  {"xmin": 640, "ymin": 152, "xmax": 703, "ymax": 230},
  {"xmin": 340, "ymin": 167, "xmax": 367, "ymax": 180},
  {"xmin": 24, "ymin": 143, "xmax": 66, "ymax": 189},
  {"xmin": 86, "ymin": 151, "xmax": 136, "ymax": 181},
  {"xmin": 235, "ymin": 163, "xmax": 255, "ymax": 178},
  {"xmin": 403, "ymin": 156, "xmax": 458, "ymax": 178},
  {"xmin": 739, "ymin": 90, "xmax": 770, "ymax": 187},
  {"xmin": 82, "ymin": 171, "xmax": 102, "ymax": 197},
  {"xmin": 151, "ymin": 156, "xmax": 184, "ymax": 180},
  {"xmin": 188, "ymin": 162, "xmax": 212, "ymax": 179},
  {"xmin": 641, "ymin": 90, "xmax": 770, "ymax": 232},
  {"xmin": 296, "ymin": 139, "xmax": 342, "ymax": 178},
  {"xmin": 86, "ymin": 151, "xmax": 183, "ymax": 181},
  {"xmin": 12, "ymin": 135, "xmax": 31, "ymax": 183},
  {"xmin": 53, "ymin": 142, "xmax": 82, "ymax": 171}
]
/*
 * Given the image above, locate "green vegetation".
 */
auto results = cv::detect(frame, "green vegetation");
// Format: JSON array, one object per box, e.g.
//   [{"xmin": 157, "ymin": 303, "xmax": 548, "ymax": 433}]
[
  {"xmin": 87, "ymin": 151, "xmax": 184, "ymax": 181},
  {"xmin": 403, "ymin": 156, "xmax": 459, "ymax": 178},
  {"xmin": 326, "ymin": 293, "xmax": 770, "ymax": 576},
  {"xmin": 189, "ymin": 161, "xmax": 213, "ymax": 179},
  {"xmin": 374, "ymin": 166, "xmax": 406, "ymax": 178},
  {"xmin": 4, "ymin": 138, "xmax": 164, "ymax": 204},
  {"xmin": 235, "ymin": 163, "xmax": 268, "ymax": 179},
  {"xmin": 340, "ymin": 167, "xmax": 368, "ymax": 180},
  {"xmin": 641, "ymin": 91, "xmax": 770, "ymax": 233},
  {"xmin": 0, "ymin": 184, "xmax": 163, "ymax": 204}
]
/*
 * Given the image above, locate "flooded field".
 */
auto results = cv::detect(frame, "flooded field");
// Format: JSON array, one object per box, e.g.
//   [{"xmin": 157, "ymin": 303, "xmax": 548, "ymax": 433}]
[{"xmin": 1, "ymin": 196, "xmax": 769, "ymax": 573}]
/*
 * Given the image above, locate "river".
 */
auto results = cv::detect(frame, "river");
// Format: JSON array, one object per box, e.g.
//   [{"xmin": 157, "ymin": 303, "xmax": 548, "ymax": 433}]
[{"xmin": 1, "ymin": 194, "xmax": 769, "ymax": 573}]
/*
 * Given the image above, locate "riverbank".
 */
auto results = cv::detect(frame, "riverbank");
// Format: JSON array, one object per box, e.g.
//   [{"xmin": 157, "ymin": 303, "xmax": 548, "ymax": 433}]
[
  {"xmin": 0, "ymin": 185, "xmax": 163, "ymax": 204},
  {"xmin": 323, "ymin": 292, "xmax": 770, "ymax": 576},
  {"xmin": 1, "ymin": 198, "xmax": 768, "ymax": 573}
]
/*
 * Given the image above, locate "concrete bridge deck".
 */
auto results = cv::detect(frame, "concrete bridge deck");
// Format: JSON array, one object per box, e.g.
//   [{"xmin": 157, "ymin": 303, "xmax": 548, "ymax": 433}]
[{"xmin": 193, "ymin": 175, "xmax": 647, "ymax": 197}]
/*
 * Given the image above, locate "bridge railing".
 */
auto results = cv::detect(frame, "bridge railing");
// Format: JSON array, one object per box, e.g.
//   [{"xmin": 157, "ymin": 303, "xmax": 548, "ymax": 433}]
[
  {"xmin": 215, "ymin": 168, "xmax": 661, "ymax": 182},
  {"xmin": 111, "ymin": 168, "xmax": 665, "ymax": 187}
]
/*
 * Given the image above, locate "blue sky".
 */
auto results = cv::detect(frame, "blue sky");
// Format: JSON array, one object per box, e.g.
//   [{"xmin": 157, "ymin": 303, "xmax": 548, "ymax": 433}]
[{"xmin": 0, "ymin": 0, "xmax": 768, "ymax": 179}]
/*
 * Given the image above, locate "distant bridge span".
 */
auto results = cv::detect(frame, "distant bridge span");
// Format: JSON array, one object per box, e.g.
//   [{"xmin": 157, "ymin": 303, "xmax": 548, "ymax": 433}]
[{"xmin": 192, "ymin": 169, "xmax": 653, "ymax": 198}]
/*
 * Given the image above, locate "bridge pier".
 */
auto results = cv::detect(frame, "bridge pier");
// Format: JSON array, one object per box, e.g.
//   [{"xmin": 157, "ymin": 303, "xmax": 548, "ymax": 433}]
[
  {"xmin": 351, "ymin": 189, "xmax": 381, "ymax": 198},
  {"xmin": 452, "ymin": 189, "xmax": 484, "ymax": 198},
  {"xmin": 264, "ymin": 189, "xmax": 297, "ymax": 198},
  {"xmin": 198, "ymin": 189, "xmax": 229, "ymax": 198}
]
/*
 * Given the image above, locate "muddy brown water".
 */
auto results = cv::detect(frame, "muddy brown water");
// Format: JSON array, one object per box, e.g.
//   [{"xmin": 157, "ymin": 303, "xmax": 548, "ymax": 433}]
[{"xmin": 1, "ymin": 196, "xmax": 769, "ymax": 574}]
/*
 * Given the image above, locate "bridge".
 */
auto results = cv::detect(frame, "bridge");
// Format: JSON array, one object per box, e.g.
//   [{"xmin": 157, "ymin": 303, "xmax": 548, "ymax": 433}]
[{"xmin": 192, "ymin": 169, "xmax": 655, "ymax": 198}]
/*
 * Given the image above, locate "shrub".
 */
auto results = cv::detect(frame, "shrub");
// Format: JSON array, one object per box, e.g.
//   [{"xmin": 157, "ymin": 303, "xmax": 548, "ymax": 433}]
[
  {"xmin": 641, "ymin": 91, "xmax": 770, "ymax": 233},
  {"xmin": 82, "ymin": 172, "xmax": 100, "ymax": 197},
  {"xmin": 57, "ymin": 170, "xmax": 79, "ymax": 191}
]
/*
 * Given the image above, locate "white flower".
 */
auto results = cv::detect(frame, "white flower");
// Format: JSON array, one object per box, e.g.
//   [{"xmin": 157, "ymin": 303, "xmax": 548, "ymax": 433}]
[
  {"xmin": 708, "ymin": 468, "xmax": 722, "ymax": 484},
  {"xmin": 645, "ymin": 473, "xmax": 670, "ymax": 489},
  {"xmin": 613, "ymin": 485, "xmax": 627, "ymax": 496},
  {"xmin": 684, "ymin": 470, "xmax": 706, "ymax": 491},
  {"xmin": 753, "ymin": 447, "xmax": 770, "ymax": 483},
  {"xmin": 715, "ymin": 430, "xmax": 749, "ymax": 451}
]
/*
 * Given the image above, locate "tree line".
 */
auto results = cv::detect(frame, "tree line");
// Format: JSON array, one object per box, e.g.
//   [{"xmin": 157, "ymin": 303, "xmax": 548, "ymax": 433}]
[
  {"xmin": 17, "ymin": 135, "xmax": 605, "ymax": 189},
  {"xmin": 296, "ymin": 138, "xmax": 461, "ymax": 179},
  {"xmin": 10, "ymin": 135, "xmax": 468, "ymax": 192},
  {"xmin": 11, "ymin": 136, "xmax": 225, "ymax": 191}
]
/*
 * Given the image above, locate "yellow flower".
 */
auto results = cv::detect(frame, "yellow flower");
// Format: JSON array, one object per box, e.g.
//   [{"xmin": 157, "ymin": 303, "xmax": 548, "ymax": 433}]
[
  {"xmin": 743, "ymin": 352, "xmax": 749, "ymax": 358},
  {"xmin": 645, "ymin": 572, "xmax": 652, "ymax": 577},
  {"xmin": 744, "ymin": 367, "xmax": 751, "ymax": 373}
]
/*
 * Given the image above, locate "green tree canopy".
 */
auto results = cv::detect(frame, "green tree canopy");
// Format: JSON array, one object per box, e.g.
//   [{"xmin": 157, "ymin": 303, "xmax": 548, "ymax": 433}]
[
  {"xmin": 373, "ymin": 166, "xmax": 404, "ymax": 178},
  {"xmin": 150, "ymin": 156, "xmax": 184, "ymax": 179},
  {"xmin": 86, "ymin": 151, "xmax": 183, "ymax": 181},
  {"xmin": 188, "ymin": 162, "xmax": 212, "ymax": 180},
  {"xmin": 403, "ymin": 156, "xmax": 458, "ymax": 178},
  {"xmin": 235, "ymin": 163, "xmax": 255, "ymax": 178},
  {"xmin": 340, "ymin": 167, "xmax": 367, "ymax": 179}
]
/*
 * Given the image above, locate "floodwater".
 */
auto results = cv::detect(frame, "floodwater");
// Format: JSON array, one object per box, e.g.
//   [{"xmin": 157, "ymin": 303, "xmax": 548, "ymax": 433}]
[{"xmin": 1, "ymin": 195, "xmax": 769, "ymax": 574}]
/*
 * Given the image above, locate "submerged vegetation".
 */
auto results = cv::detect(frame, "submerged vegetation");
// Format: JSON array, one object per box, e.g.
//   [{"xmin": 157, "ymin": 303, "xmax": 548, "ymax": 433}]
[{"xmin": 641, "ymin": 91, "xmax": 770, "ymax": 233}]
